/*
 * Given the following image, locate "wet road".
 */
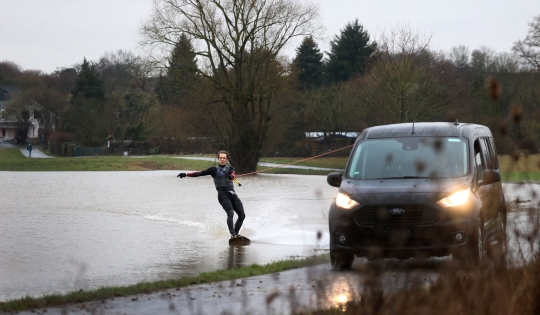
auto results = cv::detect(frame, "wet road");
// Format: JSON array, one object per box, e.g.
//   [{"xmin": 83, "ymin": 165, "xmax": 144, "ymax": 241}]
[{"xmin": 14, "ymin": 260, "xmax": 442, "ymax": 315}]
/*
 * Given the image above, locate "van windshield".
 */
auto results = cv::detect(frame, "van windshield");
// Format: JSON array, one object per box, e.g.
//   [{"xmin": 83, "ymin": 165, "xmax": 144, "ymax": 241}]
[{"xmin": 347, "ymin": 137, "xmax": 469, "ymax": 179}]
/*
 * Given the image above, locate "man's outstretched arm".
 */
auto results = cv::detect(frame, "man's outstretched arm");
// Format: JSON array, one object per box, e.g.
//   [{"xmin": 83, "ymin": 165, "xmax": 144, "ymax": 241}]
[{"xmin": 178, "ymin": 167, "xmax": 216, "ymax": 178}]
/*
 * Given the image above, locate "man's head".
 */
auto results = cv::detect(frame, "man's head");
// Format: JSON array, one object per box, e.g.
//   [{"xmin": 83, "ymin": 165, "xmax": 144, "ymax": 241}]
[{"xmin": 217, "ymin": 150, "xmax": 229, "ymax": 166}]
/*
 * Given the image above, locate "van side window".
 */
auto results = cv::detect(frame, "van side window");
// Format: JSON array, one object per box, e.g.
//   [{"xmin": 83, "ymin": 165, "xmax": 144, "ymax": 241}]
[
  {"xmin": 479, "ymin": 138, "xmax": 494, "ymax": 169},
  {"xmin": 488, "ymin": 137, "xmax": 499, "ymax": 169},
  {"xmin": 474, "ymin": 140, "xmax": 484, "ymax": 182}
]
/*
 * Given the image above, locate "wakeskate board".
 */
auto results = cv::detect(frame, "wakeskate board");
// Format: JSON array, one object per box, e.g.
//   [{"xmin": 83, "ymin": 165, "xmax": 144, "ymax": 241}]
[{"xmin": 229, "ymin": 236, "xmax": 251, "ymax": 246}]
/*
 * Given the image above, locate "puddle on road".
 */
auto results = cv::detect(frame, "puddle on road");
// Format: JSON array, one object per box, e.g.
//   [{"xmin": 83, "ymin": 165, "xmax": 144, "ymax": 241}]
[{"xmin": 0, "ymin": 171, "xmax": 335, "ymax": 301}]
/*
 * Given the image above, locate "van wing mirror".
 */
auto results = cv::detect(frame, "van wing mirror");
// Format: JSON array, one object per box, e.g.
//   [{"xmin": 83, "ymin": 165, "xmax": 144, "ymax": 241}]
[
  {"xmin": 479, "ymin": 169, "xmax": 501, "ymax": 187},
  {"xmin": 327, "ymin": 172, "xmax": 342, "ymax": 187}
]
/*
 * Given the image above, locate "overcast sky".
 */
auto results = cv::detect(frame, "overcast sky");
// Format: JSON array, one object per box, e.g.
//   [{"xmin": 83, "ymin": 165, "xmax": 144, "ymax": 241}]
[{"xmin": 2, "ymin": 0, "xmax": 540, "ymax": 74}]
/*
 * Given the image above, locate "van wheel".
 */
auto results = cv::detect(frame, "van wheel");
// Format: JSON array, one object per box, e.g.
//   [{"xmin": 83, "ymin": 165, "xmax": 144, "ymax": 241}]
[
  {"xmin": 489, "ymin": 214, "xmax": 507, "ymax": 268},
  {"xmin": 453, "ymin": 216, "xmax": 484, "ymax": 264},
  {"xmin": 331, "ymin": 251, "xmax": 354, "ymax": 270}
]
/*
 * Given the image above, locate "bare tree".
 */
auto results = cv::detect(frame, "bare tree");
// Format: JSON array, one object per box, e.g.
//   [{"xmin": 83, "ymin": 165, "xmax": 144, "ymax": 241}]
[
  {"xmin": 493, "ymin": 52, "xmax": 520, "ymax": 73},
  {"xmin": 4, "ymin": 90, "xmax": 37, "ymax": 143},
  {"xmin": 449, "ymin": 45, "xmax": 470, "ymax": 70},
  {"xmin": 303, "ymin": 84, "xmax": 363, "ymax": 150},
  {"xmin": 140, "ymin": 0, "xmax": 321, "ymax": 173},
  {"xmin": 28, "ymin": 86, "xmax": 69, "ymax": 146},
  {"xmin": 471, "ymin": 46, "xmax": 497, "ymax": 73},
  {"xmin": 513, "ymin": 14, "xmax": 540, "ymax": 71},
  {"xmin": 362, "ymin": 26, "xmax": 450, "ymax": 123}
]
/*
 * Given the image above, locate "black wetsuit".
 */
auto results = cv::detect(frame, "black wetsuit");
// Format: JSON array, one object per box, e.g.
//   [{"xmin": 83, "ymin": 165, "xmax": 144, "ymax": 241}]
[{"xmin": 187, "ymin": 166, "xmax": 246, "ymax": 235}]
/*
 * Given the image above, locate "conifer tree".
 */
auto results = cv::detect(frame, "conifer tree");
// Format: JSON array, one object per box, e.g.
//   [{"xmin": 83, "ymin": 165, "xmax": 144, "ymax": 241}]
[
  {"xmin": 63, "ymin": 58, "xmax": 111, "ymax": 145},
  {"xmin": 71, "ymin": 58, "xmax": 105, "ymax": 101},
  {"xmin": 159, "ymin": 34, "xmax": 198, "ymax": 105},
  {"xmin": 326, "ymin": 19, "xmax": 376, "ymax": 83},
  {"xmin": 293, "ymin": 36, "xmax": 324, "ymax": 90}
]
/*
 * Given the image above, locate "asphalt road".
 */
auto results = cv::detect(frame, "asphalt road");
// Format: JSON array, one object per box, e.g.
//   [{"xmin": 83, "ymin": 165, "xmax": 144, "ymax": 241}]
[{"xmin": 14, "ymin": 259, "xmax": 441, "ymax": 315}]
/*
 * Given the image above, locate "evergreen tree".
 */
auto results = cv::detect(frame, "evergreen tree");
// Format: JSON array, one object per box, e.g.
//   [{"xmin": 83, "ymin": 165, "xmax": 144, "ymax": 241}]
[
  {"xmin": 159, "ymin": 34, "xmax": 198, "ymax": 105},
  {"xmin": 71, "ymin": 58, "xmax": 105, "ymax": 100},
  {"xmin": 326, "ymin": 19, "xmax": 376, "ymax": 83},
  {"xmin": 293, "ymin": 36, "xmax": 324, "ymax": 90},
  {"xmin": 63, "ymin": 58, "xmax": 111, "ymax": 145}
]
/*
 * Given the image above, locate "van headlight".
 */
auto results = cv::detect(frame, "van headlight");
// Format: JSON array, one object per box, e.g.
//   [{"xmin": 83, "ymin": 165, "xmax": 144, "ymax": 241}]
[
  {"xmin": 335, "ymin": 193, "xmax": 359, "ymax": 209},
  {"xmin": 437, "ymin": 188, "xmax": 470, "ymax": 207}
]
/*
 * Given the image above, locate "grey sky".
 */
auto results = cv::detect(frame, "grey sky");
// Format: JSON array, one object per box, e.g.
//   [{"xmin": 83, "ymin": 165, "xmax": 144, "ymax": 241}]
[{"xmin": 2, "ymin": 0, "xmax": 539, "ymax": 73}]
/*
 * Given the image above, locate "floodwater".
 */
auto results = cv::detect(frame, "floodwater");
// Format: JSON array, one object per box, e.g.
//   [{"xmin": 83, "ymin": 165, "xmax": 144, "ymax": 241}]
[
  {"xmin": 0, "ymin": 171, "xmax": 337, "ymax": 302},
  {"xmin": 2, "ymin": 172, "xmax": 539, "ymax": 303}
]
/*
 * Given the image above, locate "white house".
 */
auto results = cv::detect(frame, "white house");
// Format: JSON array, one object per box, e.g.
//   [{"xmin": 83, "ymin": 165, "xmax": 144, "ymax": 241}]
[{"xmin": 0, "ymin": 85, "xmax": 45, "ymax": 142}]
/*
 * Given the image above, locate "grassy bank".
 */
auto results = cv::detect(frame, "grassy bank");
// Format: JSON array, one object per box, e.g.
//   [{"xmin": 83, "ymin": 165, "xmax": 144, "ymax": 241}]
[
  {"xmin": 0, "ymin": 148, "xmax": 340, "ymax": 175},
  {"xmin": 3, "ymin": 148, "xmax": 540, "ymax": 181},
  {"xmin": 0, "ymin": 254, "xmax": 329, "ymax": 313}
]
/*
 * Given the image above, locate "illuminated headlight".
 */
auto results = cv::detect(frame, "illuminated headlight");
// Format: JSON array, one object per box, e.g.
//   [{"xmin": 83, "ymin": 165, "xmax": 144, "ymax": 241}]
[
  {"xmin": 335, "ymin": 193, "xmax": 359, "ymax": 210},
  {"xmin": 437, "ymin": 188, "xmax": 470, "ymax": 207}
]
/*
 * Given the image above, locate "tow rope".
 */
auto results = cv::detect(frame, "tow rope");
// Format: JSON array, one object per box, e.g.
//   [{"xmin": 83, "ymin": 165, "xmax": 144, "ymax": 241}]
[{"xmin": 236, "ymin": 144, "xmax": 354, "ymax": 178}]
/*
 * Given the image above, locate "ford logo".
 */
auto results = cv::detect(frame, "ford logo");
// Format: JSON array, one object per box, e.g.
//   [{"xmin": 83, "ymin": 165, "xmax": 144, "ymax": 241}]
[{"xmin": 389, "ymin": 208, "xmax": 405, "ymax": 215}]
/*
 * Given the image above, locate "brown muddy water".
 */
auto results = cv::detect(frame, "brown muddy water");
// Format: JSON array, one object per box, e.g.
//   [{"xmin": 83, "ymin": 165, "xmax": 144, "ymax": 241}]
[{"xmin": 0, "ymin": 172, "xmax": 336, "ymax": 301}]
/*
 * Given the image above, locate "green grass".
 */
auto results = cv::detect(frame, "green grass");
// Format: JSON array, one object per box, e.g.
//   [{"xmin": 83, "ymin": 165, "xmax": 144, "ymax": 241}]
[
  {"xmin": 4, "ymin": 148, "xmax": 540, "ymax": 181},
  {"xmin": 0, "ymin": 254, "xmax": 329, "ymax": 312},
  {"xmin": 0, "ymin": 148, "xmax": 215, "ymax": 172},
  {"xmin": 260, "ymin": 157, "xmax": 347, "ymax": 169},
  {"xmin": 0, "ymin": 148, "xmax": 342, "ymax": 174}
]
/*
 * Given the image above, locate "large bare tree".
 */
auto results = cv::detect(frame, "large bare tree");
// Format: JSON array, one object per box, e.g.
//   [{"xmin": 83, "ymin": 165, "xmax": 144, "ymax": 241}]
[
  {"xmin": 140, "ymin": 0, "xmax": 320, "ymax": 173},
  {"xmin": 360, "ymin": 27, "xmax": 465, "ymax": 124},
  {"xmin": 513, "ymin": 14, "xmax": 540, "ymax": 71}
]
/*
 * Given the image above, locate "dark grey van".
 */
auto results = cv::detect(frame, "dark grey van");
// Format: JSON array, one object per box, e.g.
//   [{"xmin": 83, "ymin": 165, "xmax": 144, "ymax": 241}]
[{"xmin": 327, "ymin": 122, "xmax": 506, "ymax": 269}]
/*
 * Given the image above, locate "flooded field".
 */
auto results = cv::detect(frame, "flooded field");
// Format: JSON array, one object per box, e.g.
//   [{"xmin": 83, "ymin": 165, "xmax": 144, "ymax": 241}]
[
  {"xmin": 2, "ymin": 171, "xmax": 539, "ymax": 303},
  {"xmin": 0, "ymin": 171, "xmax": 337, "ymax": 301}
]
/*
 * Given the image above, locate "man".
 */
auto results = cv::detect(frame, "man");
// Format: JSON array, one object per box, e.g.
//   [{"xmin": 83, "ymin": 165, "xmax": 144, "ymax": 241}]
[
  {"xmin": 27, "ymin": 143, "xmax": 33, "ymax": 157},
  {"xmin": 177, "ymin": 150, "xmax": 246, "ymax": 239}
]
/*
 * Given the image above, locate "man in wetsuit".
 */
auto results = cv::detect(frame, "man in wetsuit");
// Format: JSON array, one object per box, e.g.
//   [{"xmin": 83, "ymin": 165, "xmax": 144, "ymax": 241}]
[{"xmin": 177, "ymin": 150, "xmax": 246, "ymax": 239}]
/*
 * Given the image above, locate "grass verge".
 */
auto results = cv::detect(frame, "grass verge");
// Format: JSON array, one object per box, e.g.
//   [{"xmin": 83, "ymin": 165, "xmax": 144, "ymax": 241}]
[
  {"xmin": 0, "ymin": 254, "xmax": 329, "ymax": 312},
  {"xmin": 0, "ymin": 148, "xmax": 341, "ymax": 174},
  {"xmin": 300, "ymin": 261, "xmax": 540, "ymax": 315},
  {"xmin": 4, "ymin": 148, "xmax": 540, "ymax": 180}
]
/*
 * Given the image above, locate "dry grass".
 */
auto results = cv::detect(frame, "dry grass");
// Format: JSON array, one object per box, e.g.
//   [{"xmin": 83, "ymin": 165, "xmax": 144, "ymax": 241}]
[{"xmin": 304, "ymin": 261, "xmax": 540, "ymax": 315}]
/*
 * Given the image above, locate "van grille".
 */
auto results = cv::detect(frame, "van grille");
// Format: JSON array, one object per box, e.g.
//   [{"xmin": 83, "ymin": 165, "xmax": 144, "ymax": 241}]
[{"xmin": 354, "ymin": 205, "xmax": 439, "ymax": 226}]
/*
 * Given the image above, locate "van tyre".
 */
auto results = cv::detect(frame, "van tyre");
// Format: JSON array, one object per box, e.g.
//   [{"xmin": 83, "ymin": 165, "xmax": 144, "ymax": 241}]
[
  {"xmin": 488, "ymin": 211, "xmax": 507, "ymax": 268},
  {"xmin": 453, "ymin": 216, "xmax": 484, "ymax": 265},
  {"xmin": 331, "ymin": 251, "xmax": 354, "ymax": 270}
]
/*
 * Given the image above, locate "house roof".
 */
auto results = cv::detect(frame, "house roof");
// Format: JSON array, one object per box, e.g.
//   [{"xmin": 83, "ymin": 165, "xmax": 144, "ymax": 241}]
[
  {"xmin": 0, "ymin": 121, "xmax": 34, "ymax": 129},
  {"xmin": 0, "ymin": 85, "xmax": 19, "ymax": 110},
  {"xmin": 0, "ymin": 85, "xmax": 19, "ymax": 101}
]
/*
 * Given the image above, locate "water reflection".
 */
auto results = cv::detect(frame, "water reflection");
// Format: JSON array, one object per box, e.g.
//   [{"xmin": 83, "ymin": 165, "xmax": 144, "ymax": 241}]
[{"xmin": 225, "ymin": 245, "xmax": 247, "ymax": 269}]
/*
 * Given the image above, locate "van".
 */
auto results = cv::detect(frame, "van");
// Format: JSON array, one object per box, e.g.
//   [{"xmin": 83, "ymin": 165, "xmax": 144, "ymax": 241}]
[{"xmin": 327, "ymin": 122, "xmax": 506, "ymax": 269}]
